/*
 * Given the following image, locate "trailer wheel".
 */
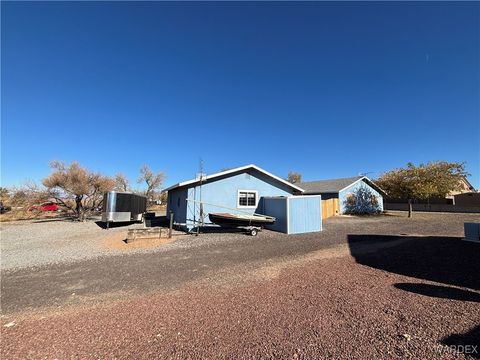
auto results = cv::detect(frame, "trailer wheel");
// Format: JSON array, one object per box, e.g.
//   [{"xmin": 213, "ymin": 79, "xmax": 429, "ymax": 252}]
[{"xmin": 250, "ymin": 228, "xmax": 258, "ymax": 236}]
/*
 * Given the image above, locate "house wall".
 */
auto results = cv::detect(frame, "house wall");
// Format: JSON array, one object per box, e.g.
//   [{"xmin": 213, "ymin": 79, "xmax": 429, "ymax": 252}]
[
  {"xmin": 166, "ymin": 188, "xmax": 188, "ymax": 225},
  {"xmin": 288, "ymin": 196, "xmax": 322, "ymax": 234},
  {"xmin": 447, "ymin": 177, "xmax": 475, "ymax": 197},
  {"xmin": 339, "ymin": 180, "xmax": 384, "ymax": 214},
  {"xmin": 169, "ymin": 169, "xmax": 295, "ymax": 231}
]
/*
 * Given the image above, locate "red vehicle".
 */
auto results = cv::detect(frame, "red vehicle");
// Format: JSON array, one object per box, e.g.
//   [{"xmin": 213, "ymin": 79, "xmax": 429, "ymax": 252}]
[{"xmin": 29, "ymin": 202, "xmax": 59, "ymax": 212}]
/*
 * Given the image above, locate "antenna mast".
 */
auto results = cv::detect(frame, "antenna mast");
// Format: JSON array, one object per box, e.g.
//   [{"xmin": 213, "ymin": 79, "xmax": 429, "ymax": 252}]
[{"xmin": 196, "ymin": 158, "xmax": 204, "ymax": 235}]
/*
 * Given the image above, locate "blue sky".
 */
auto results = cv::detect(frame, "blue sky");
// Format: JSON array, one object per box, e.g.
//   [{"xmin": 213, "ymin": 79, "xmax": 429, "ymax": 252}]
[{"xmin": 2, "ymin": 2, "xmax": 479, "ymax": 189}]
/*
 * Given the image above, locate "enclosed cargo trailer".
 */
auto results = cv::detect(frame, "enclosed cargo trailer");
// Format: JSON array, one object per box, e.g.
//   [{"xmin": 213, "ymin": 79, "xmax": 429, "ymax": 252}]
[{"xmin": 101, "ymin": 191, "xmax": 147, "ymax": 228}]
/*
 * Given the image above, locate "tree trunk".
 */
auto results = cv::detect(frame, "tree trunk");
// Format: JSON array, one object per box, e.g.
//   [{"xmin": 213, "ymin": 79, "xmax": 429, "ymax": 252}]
[
  {"xmin": 75, "ymin": 195, "xmax": 84, "ymax": 221},
  {"xmin": 408, "ymin": 199, "xmax": 413, "ymax": 218}
]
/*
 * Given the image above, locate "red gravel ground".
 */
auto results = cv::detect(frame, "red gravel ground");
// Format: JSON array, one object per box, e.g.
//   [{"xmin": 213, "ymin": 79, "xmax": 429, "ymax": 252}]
[
  {"xmin": 2, "ymin": 213, "xmax": 479, "ymax": 359},
  {"xmin": 2, "ymin": 242, "xmax": 479, "ymax": 359}
]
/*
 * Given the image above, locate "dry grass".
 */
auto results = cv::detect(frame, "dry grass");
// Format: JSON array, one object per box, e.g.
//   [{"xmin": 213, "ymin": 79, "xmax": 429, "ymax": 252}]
[
  {"xmin": 0, "ymin": 207, "xmax": 166, "ymax": 220},
  {"xmin": 146, "ymin": 204, "xmax": 167, "ymax": 212},
  {"xmin": 0, "ymin": 210, "xmax": 63, "ymax": 222}
]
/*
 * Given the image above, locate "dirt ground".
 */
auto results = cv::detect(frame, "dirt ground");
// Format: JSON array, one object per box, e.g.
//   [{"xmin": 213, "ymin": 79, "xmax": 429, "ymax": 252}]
[
  {"xmin": 1, "ymin": 211, "xmax": 479, "ymax": 359},
  {"xmin": 101, "ymin": 231, "xmax": 180, "ymax": 251}
]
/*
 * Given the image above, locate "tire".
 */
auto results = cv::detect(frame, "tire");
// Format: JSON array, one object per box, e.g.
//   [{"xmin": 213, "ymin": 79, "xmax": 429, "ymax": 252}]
[{"xmin": 250, "ymin": 229, "xmax": 258, "ymax": 236}]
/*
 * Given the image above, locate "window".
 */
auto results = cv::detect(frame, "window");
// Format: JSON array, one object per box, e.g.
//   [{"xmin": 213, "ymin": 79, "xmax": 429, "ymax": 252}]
[{"xmin": 238, "ymin": 190, "xmax": 257, "ymax": 208}]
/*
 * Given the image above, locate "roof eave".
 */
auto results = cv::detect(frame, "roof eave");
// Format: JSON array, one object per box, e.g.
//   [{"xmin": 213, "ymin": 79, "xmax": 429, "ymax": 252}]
[
  {"xmin": 362, "ymin": 177, "xmax": 388, "ymax": 196},
  {"xmin": 162, "ymin": 164, "xmax": 305, "ymax": 193}
]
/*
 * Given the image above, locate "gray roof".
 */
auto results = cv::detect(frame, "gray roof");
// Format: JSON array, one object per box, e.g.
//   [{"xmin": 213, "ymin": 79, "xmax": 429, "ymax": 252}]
[{"xmin": 300, "ymin": 176, "xmax": 366, "ymax": 194}]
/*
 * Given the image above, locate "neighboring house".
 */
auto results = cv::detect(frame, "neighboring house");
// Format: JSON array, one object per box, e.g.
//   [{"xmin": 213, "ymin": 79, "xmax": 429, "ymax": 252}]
[
  {"xmin": 447, "ymin": 176, "xmax": 477, "ymax": 202},
  {"xmin": 300, "ymin": 176, "xmax": 385, "ymax": 216},
  {"xmin": 164, "ymin": 164, "xmax": 322, "ymax": 234}
]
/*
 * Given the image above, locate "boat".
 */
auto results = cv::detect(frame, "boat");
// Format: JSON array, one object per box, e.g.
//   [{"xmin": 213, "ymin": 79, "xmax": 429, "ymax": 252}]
[{"xmin": 208, "ymin": 212, "xmax": 276, "ymax": 227}]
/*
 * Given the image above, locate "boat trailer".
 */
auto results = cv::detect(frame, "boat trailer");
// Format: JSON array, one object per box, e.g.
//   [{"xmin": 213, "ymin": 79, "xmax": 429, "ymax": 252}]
[
  {"xmin": 186, "ymin": 199, "xmax": 275, "ymax": 236},
  {"xmin": 234, "ymin": 225, "xmax": 263, "ymax": 236}
]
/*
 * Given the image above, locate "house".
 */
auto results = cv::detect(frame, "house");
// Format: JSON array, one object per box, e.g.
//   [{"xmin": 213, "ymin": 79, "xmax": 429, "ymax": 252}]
[
  {"xmin": 300, "ymin": 176, "xmax": 385, "ymax": 218},
  {"xmin": 164, "ymin": 164, "xmax": 322, "ymax": 234},
  {"xmin": 447, "ymin": 176, "xmax": 477, "ymax": 203}
]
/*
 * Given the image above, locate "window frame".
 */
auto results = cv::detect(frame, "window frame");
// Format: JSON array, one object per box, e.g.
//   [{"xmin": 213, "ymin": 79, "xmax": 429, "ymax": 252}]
[{"xmin": 237, "ymin": 190, "xmax": 258, "ymax": 209}]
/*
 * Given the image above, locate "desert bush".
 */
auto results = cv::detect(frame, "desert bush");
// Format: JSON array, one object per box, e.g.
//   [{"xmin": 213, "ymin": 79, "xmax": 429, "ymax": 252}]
[{"xmin": 343, "ymin": 186, "xmax": 381, "ymax": 215}]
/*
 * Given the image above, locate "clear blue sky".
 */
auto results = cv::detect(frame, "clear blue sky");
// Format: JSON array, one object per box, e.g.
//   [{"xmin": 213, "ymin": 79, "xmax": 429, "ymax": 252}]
[{"xmin": 2, "ymin": 2, "xmax": 479, "ymax": 189}]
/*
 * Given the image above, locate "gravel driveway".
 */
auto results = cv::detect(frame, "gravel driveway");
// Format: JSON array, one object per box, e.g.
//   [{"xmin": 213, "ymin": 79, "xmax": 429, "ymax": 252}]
[
  {"xmin": 0, "ymin": 219, "xmax": 146, "ymax": 270},
  {"xmin": 2, "ymin": 211, "xmax": 477, "ymax": 271},
  {"xmin": 1, "ymin": 211, "xmax": 478, "ymax": 314},
  {"xmin": 2, "ymin": 236, "xmax": 480, "ymax": 359}
]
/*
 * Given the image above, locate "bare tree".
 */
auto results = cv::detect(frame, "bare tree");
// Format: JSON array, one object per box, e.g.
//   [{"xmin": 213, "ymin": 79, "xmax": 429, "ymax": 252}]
[
  {"xmin": 43, "ymin": 161, "xmax": 115, "ymax": 221},
  {"xmin": 159, "ymin": 191, "xmax": 168, "ymax": 205},
  {"xmin": 287, "ymin": 171, "xmax": 302, "ymax": 184},
  {"xmin": 0, "ymin": 187, "xmax": 9, "ymax": 208},
  {"xmin": 137, "ymin": 164, "xmax": 165, "ymax": 200},
  {"xmin": 9, "ymin": 182, "xmax": 50, "ymax": 213},
  {"xmin": 114, "ymin": 173, "xmax": 130, "ymax": 192}
]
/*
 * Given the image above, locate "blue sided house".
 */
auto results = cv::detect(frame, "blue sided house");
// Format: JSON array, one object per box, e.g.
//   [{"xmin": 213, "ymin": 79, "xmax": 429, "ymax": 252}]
[
  {"xmin": 300, "ymin": 176, "xmax": 386, "ymax": 215},
  {"xmin": 164, "ymin": 164, "xmax": 322, "ymax": 234}
]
